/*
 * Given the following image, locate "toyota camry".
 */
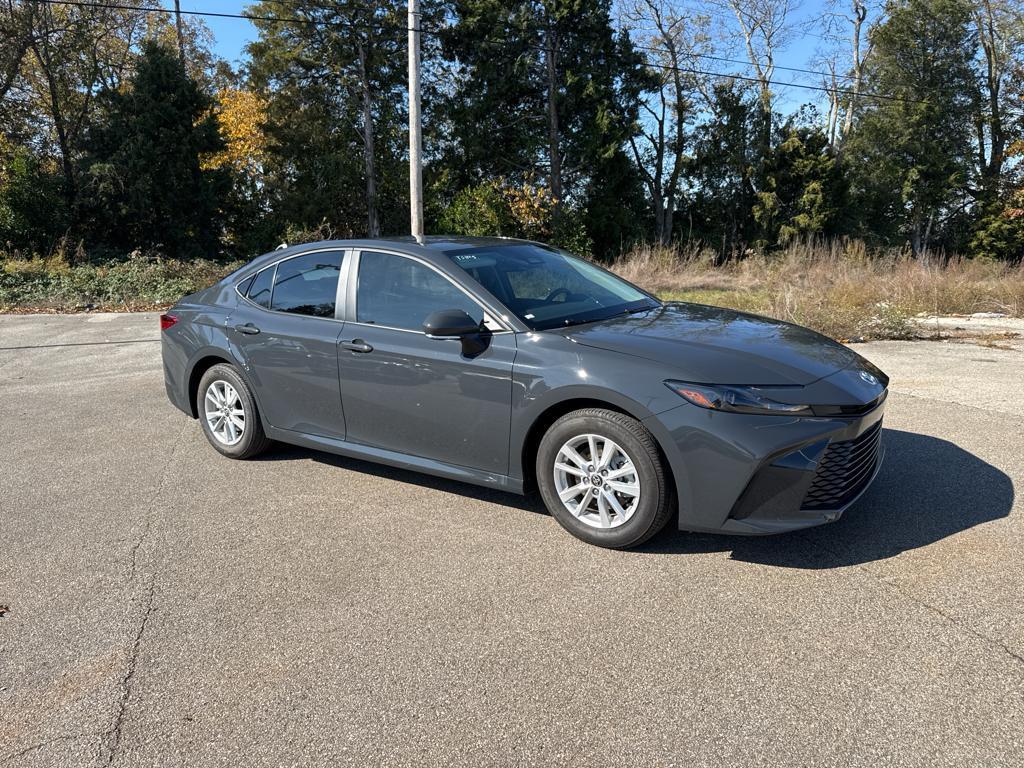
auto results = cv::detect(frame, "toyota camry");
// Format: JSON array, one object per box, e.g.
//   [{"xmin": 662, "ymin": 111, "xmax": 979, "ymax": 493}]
[{"xmin": 160, "ymin": 237, "xmax": 887, "ymax": 548}]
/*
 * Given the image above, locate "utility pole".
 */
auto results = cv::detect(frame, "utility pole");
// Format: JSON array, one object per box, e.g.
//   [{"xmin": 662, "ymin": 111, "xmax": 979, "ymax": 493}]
[
  {"xmin": 408, "ymin": 0, "xmax": 424, "ymax": 238},
  {"xmin": 173, "ymin": 0, "xmax": 185, "ymax": 60}
]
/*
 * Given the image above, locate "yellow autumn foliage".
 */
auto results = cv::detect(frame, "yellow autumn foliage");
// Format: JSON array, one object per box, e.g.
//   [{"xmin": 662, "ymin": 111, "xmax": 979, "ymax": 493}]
[{"xmin": 203, "ymin": 89, "xmax": 268, "ymax": 176}]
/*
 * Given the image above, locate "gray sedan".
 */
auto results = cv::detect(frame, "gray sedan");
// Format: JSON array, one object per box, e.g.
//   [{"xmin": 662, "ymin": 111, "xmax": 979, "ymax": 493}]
[{"xmin": 160, "ymin": 237, "xmax": 887, "ymax": 548}]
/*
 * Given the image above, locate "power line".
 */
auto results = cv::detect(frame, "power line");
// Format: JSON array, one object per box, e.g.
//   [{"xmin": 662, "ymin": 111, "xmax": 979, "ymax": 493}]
[
  {"xmin": 625, "ymin": 37, "xmax": 860, "ymax": 85},
  {"xmin": 30, "ymin": 1, "xmax": 924, "ymax": 105},
  {"xmin": 30, "ymin": 0, "xmax": 404, "ymax": 32},
  {"xmin": 425, "ymin": 27, "xmax": 925, "ymax": 106}
]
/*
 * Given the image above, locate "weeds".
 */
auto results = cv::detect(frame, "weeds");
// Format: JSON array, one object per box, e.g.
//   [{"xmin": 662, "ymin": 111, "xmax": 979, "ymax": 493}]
[
  {"xmin": 0, "ymin": 251, "xmax": 242, "ymax": 312},
  {"xmin": 2, "ymin": 240, "xmax": 1023, "ymax": 342},
  {"xmin": 611, "ymin": 241, "xmax": 1024, "ymax": 340}
]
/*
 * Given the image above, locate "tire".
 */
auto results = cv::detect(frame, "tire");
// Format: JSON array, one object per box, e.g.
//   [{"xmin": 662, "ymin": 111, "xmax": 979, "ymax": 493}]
[
  {"xmin": 536, "ymin": 408, "xmax": 673, "ymax": 549},
  {"xmin": 196, "ymin": 363, "xmax": 272, "ymax": 459}
]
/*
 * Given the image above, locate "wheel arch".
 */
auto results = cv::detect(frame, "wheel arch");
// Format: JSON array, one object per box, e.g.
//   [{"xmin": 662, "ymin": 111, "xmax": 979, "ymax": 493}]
[
  {"xmin": 185, "ymin": 350, "xmax": 258, "ymax": 419},
  {"xmin": 518, "ymin": 396, "xmax": 678, "ymax": 504}
]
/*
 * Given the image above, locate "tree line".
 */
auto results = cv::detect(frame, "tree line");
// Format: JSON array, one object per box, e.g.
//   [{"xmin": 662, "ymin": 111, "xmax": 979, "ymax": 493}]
[{"xmin": 1, "ymin": 0, "xmax": 1022, "ymax": 263}]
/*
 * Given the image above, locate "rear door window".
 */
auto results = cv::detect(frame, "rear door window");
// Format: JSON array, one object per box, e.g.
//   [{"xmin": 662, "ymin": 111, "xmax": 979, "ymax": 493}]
[
  {"xmin": 270, "ymin": 251, "xmax": 344, "ymax": 318},
  {"xmin": 247, "ymin": 267, "xmax": 274, "ymax": 309}
]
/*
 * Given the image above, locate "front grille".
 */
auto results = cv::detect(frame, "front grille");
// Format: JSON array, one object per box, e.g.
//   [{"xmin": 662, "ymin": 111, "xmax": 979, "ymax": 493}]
[{"xmin": 802, "ymin": 421, "xmax": 883, "ymax": 510}]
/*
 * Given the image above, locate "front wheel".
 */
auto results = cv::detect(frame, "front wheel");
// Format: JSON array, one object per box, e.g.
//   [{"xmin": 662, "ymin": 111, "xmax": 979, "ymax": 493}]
[
  {"xmin": 197, "ymin": 363, "xmax": 271, "ymax": 459},
  {"xmin": 536, "ymin": 408, "xmax": 673, "ymax": 549}
]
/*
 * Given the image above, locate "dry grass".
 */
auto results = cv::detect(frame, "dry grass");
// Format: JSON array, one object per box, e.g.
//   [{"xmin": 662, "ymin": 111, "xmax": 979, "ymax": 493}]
[
  {"xmin": 3, "ymin": 241, "xmax": 1024, "ymax": 342},
  {"xmin": 611, "ymin": 241, "xmax": 1024, "ymax": 340}
]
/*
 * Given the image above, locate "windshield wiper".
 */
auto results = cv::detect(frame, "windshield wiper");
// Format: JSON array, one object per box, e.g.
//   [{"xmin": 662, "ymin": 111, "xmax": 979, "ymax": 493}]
[
  {"xmin": 561, "ymin": 305, "xmax": 656, "ymax": 328},
  {"xmin": 562, "ymin": 316, "xmax": 601, "ymax": 328}
]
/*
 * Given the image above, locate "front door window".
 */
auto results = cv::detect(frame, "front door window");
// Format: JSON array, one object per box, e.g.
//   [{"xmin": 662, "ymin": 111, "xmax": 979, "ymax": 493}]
[{"xmin": 355, "ymin": 250, "xmax": 484, "ymax": 330}]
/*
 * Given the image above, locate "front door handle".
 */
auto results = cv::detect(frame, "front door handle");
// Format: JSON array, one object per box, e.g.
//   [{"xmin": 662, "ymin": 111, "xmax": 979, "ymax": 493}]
[
  {"xmin": 340, "ymin": 339, "xmax": 373, "ymax": 353},
  {"xmin": 234, "ymin": 323, "xmax": 260, "ymax": 335}
]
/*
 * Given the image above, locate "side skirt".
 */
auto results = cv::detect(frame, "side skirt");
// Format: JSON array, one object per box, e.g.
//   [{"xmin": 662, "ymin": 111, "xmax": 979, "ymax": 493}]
[{"xmin": 265, "ymin": 426, "xmax": 525, "ymax": 495}]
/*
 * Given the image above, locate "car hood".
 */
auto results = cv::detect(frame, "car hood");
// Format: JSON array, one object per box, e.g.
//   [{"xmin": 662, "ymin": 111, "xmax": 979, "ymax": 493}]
[{"xmin": 561, "ymin": 302, "xmax": 862, "ymax": 386}]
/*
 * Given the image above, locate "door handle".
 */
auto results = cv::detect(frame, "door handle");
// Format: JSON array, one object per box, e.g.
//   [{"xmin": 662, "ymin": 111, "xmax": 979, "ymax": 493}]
[
  {"xmin": 234, "ymin": 323, "xmax": 260, "ymax": 335},
  {"xmin": 340, "ymin": 339, "xmax": 373, "ymax": 353}
]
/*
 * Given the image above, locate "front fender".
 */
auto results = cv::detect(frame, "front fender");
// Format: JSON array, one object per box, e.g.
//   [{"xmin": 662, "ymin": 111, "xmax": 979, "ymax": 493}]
[{"xmin": 508, "ymin": 331, "xmax": 682, "ymax": 481}]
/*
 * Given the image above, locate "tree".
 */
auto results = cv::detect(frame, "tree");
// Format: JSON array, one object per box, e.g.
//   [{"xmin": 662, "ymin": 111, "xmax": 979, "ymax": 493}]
[
  {"xmin": 845, "ymin": 0, "xmax": 978, "ymax": 256},
  {"xmin": 753, "ymin": 117, "xmax": 848, "ymax": 245},
  {"xmin": 816, "ymin": 1, "xmax": 874, "ymax": 147},
  {"xmin": 624, "ymin": 0, "xmax": 710, "ymax": 244},
  {"xmin": 970, "ymin": 0, "xmax": 1024, "ymax": 199},
  {"xmin": 81, "ymin": 41, "xmax": 226, "ymax": 257},
  {"xmin": 687, "ymin": 81, "xmax": 759, "ymax": 255},
  {"xmin": 0, "ymin": 0, "xmax": 33, "ymax": 105},
  {"xmin": 248, "ymin": 1, "xmax": 411, "ymax": 239},
  {"xmin": 709, "ymin": 0, "xmax": 798, "ymax": 147},
  {"xmin": 440, "ymin": 0, "xmax": 648, "ymax": 257}
]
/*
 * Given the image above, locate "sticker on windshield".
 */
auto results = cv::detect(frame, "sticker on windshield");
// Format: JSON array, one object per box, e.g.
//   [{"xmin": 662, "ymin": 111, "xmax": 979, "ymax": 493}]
[{"xmin": 525, "ymin": 313, "xmax": 535, "ymax": 319}]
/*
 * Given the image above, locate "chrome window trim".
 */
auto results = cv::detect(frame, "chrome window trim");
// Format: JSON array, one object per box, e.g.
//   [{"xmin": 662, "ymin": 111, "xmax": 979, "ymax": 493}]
[
  {"xmin": 347, "ymin": 247, "xmax": 516, "ymax": 334},
  {"xmin": 233, "ymin": 247, "xmax": 351, "ymax": 323}
]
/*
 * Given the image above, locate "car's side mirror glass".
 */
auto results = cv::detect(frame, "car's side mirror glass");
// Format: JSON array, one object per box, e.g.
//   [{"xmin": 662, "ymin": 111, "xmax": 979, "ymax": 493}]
[{"xmin": 423, "ymin": 309, "xmax": 481, "ymax": 338}]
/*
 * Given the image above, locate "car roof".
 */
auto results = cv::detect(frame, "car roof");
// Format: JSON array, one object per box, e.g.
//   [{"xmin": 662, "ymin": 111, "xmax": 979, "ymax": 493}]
[{"xmin": 242, "ymin": 235, "xmax": 548, "ymax": 272}]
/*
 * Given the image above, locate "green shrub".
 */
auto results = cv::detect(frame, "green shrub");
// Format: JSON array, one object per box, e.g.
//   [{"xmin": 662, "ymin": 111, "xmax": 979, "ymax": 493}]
[{"xmin": 0, "ymin": 253, "xmax": 241, "ymax": 311}]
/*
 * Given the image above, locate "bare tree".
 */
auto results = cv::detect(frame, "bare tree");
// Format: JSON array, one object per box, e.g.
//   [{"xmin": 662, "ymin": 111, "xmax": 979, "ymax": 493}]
[
  {"xmin": 624, "ymin": 0, "xmax": 712, "ymax": 244},
  {"xmin": 814, "ymin": 1, "xmax": 874, "ymax": 149},
  {"xmin": 707, "ymin": 0, "xmax": 798, "ymax": 124},
  {"xmin": 839, "ymin": 0, "xmax": 869, "ymax": 139},
  {"xmin": 971, "ymin": 0, "xmax": 1023, "ymax": 195}
]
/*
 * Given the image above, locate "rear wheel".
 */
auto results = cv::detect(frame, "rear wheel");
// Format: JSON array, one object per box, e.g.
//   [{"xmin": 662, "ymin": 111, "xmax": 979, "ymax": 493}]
[
  {"xmin": 536, "ymin": 408, "xmax": 672, "ymax": 548},
  {"xmin": 197, "ymin": 363, "xmax": 271, "ymax": 459}
]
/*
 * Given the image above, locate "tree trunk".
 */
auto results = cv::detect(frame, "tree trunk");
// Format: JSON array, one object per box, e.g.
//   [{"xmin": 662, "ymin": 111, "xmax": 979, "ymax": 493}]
[
  {"xmin": 544, "ymin": 24, "xmax": 562, "ymax": 208},
  {"xmin": 173, "ymin": 0, "xmax": 185, "ymax": 60},
  {"xmin": 0, "ymin": 41, "xmax": 28, "ymax": 103},
  {"xmin": 31, "ymin": 38, "xmax": 77, "ymax": 223},
  {"xmin": 976, "ymin": 2, "xmax": 1005, "ymax": 194},
  {"xmin": 356, "ymin": 41, "xmax": 380, "ymax": 237},
  {"xmin": 652, "ymin": 192, "xmax": 666, "ymax": 245},
  {"xmin": 840, "ymin": 3, "xmax": 868, "ymax": 144},
  {"xmin": 910, "ymin": 217, "xmax": 922, "ymax": 259}
]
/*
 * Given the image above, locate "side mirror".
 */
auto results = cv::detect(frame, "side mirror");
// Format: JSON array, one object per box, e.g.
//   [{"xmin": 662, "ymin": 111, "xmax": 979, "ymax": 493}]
[{"xmin": 423, "ymin": 309, "xmax": 481, "ymax": 338}]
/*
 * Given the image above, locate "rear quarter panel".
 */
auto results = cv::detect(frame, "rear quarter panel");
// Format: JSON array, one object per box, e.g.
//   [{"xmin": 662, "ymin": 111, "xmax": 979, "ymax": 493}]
[{"xmin": 161, "ymin": 285, "xmax": 242, "ymax": 416}]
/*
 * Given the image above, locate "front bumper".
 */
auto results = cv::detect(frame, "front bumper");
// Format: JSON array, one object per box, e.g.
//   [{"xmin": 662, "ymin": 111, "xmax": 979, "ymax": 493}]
[{"xmin": 644, "ymin": 394, "xmax": 886, "ymax": 535}]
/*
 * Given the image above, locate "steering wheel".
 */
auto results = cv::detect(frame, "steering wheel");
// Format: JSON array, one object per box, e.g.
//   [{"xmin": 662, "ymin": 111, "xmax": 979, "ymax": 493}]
[{"xmin": 545, "ymin": 287, "xmax": 572, "ymax": 303}]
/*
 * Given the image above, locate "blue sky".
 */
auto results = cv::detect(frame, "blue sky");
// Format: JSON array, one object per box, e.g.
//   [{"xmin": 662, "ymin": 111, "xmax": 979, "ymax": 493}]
[{"xmin": 199, "ymin": 0, "xmax": 841, "ymax": 110}]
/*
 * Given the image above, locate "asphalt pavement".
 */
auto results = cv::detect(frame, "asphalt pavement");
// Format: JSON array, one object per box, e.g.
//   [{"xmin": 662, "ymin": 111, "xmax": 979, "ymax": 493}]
[{"xmin": 1, "ymin": 312, "xmax": 1022, "ymax": 767}]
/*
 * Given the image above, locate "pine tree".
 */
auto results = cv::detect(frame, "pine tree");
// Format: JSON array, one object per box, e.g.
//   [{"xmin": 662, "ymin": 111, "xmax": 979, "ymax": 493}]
[
  {"xmin": 82, "ymin": 41, "xmax": 226, "ymax": 257},
  {"xmin": 845, "ymin": 0, "xmax": 977, "ymax": 256},
  {"xmin": 439, "ymin": 0, "xmax": 649, "ymax": 258}
]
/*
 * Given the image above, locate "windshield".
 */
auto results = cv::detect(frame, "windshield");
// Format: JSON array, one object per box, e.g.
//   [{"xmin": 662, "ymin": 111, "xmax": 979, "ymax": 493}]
[{"xmin": 446, "ymin": 244, "xmax": 659, "ymax": 331}]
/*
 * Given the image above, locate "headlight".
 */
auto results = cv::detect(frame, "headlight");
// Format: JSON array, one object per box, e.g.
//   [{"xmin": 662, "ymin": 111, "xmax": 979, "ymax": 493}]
[{"xmin": 664, "ymin": 380, "xmax": 812, "ymax": 416}]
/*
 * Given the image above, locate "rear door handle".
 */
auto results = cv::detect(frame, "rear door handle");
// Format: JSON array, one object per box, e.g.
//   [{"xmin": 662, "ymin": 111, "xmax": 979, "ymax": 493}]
[
  {"xmin": 234, "ymin": 323, "xmax": 260, "ymax": 335},
  {"xmin": 340, "ymin": 339, "xmax": 373, "ymax": 353}
]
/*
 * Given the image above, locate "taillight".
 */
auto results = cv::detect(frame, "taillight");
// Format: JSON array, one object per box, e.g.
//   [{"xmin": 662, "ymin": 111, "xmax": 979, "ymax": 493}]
[{"xmin": 160, "ymin": 313, "xmax": 178, "ymax": 331}]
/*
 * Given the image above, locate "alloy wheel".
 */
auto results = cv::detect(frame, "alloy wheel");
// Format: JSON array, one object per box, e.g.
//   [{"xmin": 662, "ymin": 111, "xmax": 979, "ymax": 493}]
[
  {"xmin": 204, "ymin": 380, "xmax": 245, "ymax": 446},
  {"xmin": 553, "ymin": 433, "xmax": 641, "ymax": 529}
]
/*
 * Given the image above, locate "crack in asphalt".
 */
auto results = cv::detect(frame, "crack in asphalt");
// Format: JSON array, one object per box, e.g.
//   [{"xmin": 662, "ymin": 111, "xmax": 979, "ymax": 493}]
[
  {"xmin": 0, "ymin": 734, "xmax": 88, "ymax": 765},
  {"xmin": 798, "ymin": 531, "xmax": 1024, "ymax": 672},
  {"xmin": 95, "ymin": 421, "xmax": 189, "ymax": 767},
  {"xmin": 891, "ymin": 388, "xmax": 1024, "ymax": 423},
  {"xmin": 865, "ymin": 568, "xmax": 1024, "ymax": 668},
  {"xmin": 98, "ymin": 579, "xmax": 156, "ymax": 767}
]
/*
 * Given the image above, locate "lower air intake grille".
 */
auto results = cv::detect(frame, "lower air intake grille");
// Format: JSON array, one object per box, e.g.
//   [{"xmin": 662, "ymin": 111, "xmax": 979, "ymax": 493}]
[{"xmin": 802, "ymin": 421, "xmax": 883, "ymax": 510}]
